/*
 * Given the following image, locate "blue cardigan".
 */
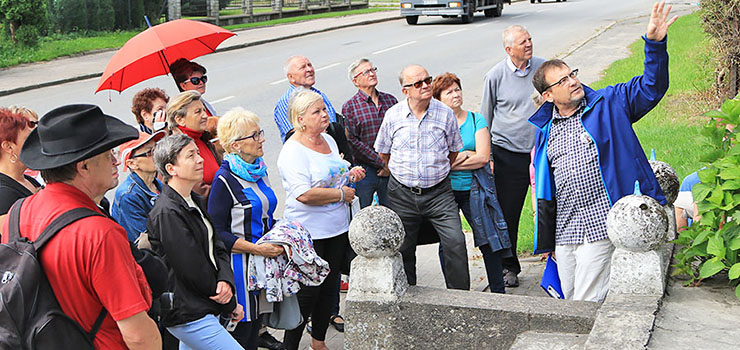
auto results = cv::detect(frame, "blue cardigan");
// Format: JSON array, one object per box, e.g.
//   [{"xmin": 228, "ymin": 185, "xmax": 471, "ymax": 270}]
[{"xmin": 528, "ymin": 36, "xmax": 669, "ymax": 254}]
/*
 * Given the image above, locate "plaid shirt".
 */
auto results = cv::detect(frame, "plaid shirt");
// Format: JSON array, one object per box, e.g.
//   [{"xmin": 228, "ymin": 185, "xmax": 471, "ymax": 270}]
[
  {"xmin": 342, "ymin": 89, "xmax": 398, "ymax": 168},
  {"xmin": 547, "ymin": 99, "xmax": 611, "ymax": 245},
  {"xmin": 374, "ymin": 98, "xmax": 463, "ymax": 188},
  {"xmin": 274, "ymin": 85, "xmax": 337, "ymax": 142}
]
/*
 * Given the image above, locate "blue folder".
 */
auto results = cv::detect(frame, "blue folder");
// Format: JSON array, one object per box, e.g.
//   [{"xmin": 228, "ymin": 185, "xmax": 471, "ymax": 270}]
[{"xmin": 540, "ymin": 255, "xmax": 564, "ymax": 299}]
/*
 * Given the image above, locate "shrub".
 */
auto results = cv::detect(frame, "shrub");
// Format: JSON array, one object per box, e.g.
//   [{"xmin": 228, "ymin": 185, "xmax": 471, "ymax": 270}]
[
  {"xmin": 0, "ymin": 0, "xmax": 48, "ymax": 45},
  {"xmin": 701, "ymin": 0, "xmax": 740, "ymax": 99},
  {"xmin": 52, "ymin": 0, "xmax": 115, "ymax": 33}
]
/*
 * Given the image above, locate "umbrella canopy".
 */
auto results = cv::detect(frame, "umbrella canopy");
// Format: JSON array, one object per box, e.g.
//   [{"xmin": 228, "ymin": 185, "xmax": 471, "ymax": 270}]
[{"xmin": 96, "ymin": 19, "xmax": 235, "ymax": 93}]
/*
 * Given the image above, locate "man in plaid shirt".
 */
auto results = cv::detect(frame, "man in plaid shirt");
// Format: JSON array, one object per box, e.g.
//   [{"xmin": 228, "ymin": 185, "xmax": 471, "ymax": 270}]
[{"xmin": 342, "ymin": 58, "xmax": 398, "ymax": 207}]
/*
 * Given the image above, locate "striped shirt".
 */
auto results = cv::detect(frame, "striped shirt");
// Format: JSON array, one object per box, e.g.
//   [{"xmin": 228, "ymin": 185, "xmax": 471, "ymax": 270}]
[
  {"xmin": 374, "ymin": 98, "xmax": 463, "ymax": 188},
  {"xmin": 274, "ymin": 85, "xmax": 337, "ymax": 142},
  {"xmin": 547, "ymin": 99, "xmax": 611, "ymax": 245},
  {"xmin": 208, "ymin": 161, "xmax": 278, "ymax": 322}
]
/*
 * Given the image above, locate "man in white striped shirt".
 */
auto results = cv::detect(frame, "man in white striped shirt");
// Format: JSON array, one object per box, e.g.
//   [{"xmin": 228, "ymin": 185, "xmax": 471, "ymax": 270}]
[{"xmin": 273, "ymin": 55, "xmax": 337, "ymax": 142}]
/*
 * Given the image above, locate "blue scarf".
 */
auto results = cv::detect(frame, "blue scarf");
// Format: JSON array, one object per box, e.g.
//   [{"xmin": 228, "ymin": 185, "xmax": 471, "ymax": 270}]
[{"xmin": 224, "ymin": 153, "xmax": 267, "ymax": 182}]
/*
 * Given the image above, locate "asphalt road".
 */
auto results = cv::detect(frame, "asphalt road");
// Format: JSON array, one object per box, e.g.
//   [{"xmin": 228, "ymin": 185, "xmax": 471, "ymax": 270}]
[{"xmin": 0, "ymin": 0, "xmax": 663, "ymax": 209}]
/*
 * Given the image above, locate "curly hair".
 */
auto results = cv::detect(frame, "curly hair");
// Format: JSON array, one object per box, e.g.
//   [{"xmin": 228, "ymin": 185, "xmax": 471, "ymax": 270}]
[
  {"xmin": 131, "ymin": 88, "xmax": 170, "ymax": 124},
  {"xmin": 0, "ymin": 108, "xmax": 29, "ymax": 153},
  {"xmin": 431, "ymin": 72, "xmax": 462, "ymax": 100}
]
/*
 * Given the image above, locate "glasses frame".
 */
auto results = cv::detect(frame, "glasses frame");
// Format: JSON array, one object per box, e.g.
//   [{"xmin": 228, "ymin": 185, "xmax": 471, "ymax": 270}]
[
  {"xmin": 186, "ymin": 75, "xmax": 208, "ymax": 85},
  {"xmin": 353, "ymin": 66, "xmax": 378, "ymax": 80},
  {"xmin": 403, "ymin": 76, "xmax": 433, "ymax": 89},
  {"xmin": 234, "ymin": 129, "xmax": 265, "ymax": 143},
  {"xmin": 544, "ymin": 69, "xmax": 579, "ymax": 91},
  {"xmin": 131, "ymin": 148, "xmax": 155, "ymax": 159}
]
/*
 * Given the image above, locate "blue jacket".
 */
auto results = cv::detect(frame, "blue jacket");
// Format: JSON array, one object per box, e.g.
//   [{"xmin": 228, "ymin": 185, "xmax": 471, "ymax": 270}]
[
  {"xmin": 528, "ymin": 36, "xmax": 668, "ymax": 255},
  {"xmin": 112, "ymin": 171, "xmax": 163, "ymax": 242},
  {"xmin": 470, "ymin": 166, "xmax": 512, "ymax": 254}
]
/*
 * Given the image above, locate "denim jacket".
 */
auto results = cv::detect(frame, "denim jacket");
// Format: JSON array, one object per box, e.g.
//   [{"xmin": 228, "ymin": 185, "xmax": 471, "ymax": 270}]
[
  {"xmin": 112, "ymin": 171, "xmax": 162, "ymax": 242},
  {"xmin": 470, "ymin": 166, "xmax": 512, "ymax": 254}
]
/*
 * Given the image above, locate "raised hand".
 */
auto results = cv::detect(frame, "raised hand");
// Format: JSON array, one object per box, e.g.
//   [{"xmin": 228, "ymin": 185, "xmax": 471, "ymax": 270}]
[{"xmin": 646, "ymin": 1, "xmax": 678, "ymax": 42}]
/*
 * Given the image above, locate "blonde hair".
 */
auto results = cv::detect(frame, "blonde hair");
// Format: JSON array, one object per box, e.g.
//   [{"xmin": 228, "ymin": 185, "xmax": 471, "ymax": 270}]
[
  {"xmin": 288, "ymin": 89, "xmax": 323, "ymax": 131},
  {"xmin": 218, "ymin": 107, "xmax": 260, "ymax": 153},
  {"xmin": 166, "ymin": 90, "xmax": 201, "ymax": 131},
  {"xmin": 9, "ymin": 106, "xmax": 38, "ymax": 120}
]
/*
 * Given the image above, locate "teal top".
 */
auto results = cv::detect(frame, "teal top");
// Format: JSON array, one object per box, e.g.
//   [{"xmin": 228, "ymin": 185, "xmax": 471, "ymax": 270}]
[{"xmin": 450, "ymin": 111, "xmax": 487, "ymax": 191}]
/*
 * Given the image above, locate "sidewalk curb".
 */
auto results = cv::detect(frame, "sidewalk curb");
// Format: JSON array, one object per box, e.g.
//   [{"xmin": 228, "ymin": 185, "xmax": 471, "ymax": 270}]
[{"xmin": 0, "ymin": 13, "xmax": 402, "ymax": 97}]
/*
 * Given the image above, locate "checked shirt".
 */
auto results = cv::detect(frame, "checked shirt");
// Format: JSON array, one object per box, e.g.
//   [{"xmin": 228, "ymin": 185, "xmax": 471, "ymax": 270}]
[
  {"xmin": 342, "ymin": 89, "xmax": 398, "ymax": 168},
  {"xmin": 274, "ymin": 85, "xmax": 337, "ymax": 142},
  {"xmin": 547, "ymin": 99, "xmax": 611, "ymax": 245}
]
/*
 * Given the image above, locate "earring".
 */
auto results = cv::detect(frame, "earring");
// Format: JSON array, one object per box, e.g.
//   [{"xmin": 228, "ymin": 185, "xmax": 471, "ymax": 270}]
[{"xmin": 9, "ymin": 153, "xmax": 18, "ymax": 164}]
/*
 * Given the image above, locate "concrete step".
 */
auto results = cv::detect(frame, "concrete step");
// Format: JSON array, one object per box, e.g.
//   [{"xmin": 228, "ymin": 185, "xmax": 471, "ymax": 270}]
[{"xmin": 510, "ymin": 331, "xmax": 588, "ymax": 350}]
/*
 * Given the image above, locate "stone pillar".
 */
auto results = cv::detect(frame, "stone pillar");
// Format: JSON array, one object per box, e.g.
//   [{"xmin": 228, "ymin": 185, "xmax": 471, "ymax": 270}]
[
  {"xmin": 649, "ymin": 160, "xmax": 680, "ymax": 240},
  {"xmin": 243, "ymin": 0, "xmax": 253, "ymax": 16},
  {"xmin": 208, "ymin": 0, "xmax": 220, "ymax": 24},
  {"xmin": 272, "ymin": 0, "xmax": 282, "ymax": 14},
  {"xmin": 168, "ymin": 0, "xmax": 181, "ymax": 20},
  {"xmin": 606, "ymin": 194, "xmax": 669, "ymax": 295},
  {"xmin": 299, "ymin": 0, "xmax": 308, "ymax": 10},
  {"xmin": 345, "ymin": 206, "xmax": 408, "ymax": 349}
]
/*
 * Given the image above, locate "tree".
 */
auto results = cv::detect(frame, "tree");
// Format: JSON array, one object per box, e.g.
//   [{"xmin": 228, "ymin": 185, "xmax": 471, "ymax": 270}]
[
  {"xmin": 0, "ymin": 0, "xmax": 48, "ymax": 46},
  {"xmin": 53, "ymin": 0, "xmax": 115, "ymax": 33},
  {"xmin": 701, "ymin": 0, "xmax": 740, "ymax": 99}
]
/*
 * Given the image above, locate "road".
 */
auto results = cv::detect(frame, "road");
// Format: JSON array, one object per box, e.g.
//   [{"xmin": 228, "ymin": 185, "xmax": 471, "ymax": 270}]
[{"xmin": 0, "ymin": 0, "xmax": 673, "ymax": 208}]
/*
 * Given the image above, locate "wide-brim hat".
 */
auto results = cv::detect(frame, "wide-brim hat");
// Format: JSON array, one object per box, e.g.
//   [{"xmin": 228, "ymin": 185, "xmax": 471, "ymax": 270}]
[
  {"xmin": 119, "ymin": 130, "xmax": 166, "ymax": 171},
  {"xmin": 21, "ymin": 104, "xmax": 139, "ymax": 170}
]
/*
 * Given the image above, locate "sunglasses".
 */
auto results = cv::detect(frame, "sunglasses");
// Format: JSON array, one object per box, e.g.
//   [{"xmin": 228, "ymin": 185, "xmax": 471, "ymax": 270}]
[
  {"xmin": 131, "ymin": 148, "xmax": 155, "ymax": 159},
  {"xmin": 544, "ymin": 69, "xmax": 579, "ymax": 91},
  {"xmin": 186, "ymin": 75, "xmax": 208, "ymax": 85},
  {"xmin": 234, "ymin": 129, "xmax": 265, "ymax": 142},
  {"xmin": 27, "ymin": 120, "xmax": 38, "ymax": 128},
  {"xmin": 403, "ymin": 76, "xmax": 433, "ymax": 89}
]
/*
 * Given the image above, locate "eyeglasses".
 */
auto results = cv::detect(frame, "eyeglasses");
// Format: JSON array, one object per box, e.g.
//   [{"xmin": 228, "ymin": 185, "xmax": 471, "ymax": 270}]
[
  {"xmin": 353, "ymin": 67, "xmax": 378, "ymax": 79},
  {"xmin": 186, "ymin": 75, "xmax": 208, "ymax": 85},
  {"xmin": 27, "ymin": 120, "xmax": 38, "ymax": 128},
  {"xmin": 131, "ymin": 148, "xmax": 155, "ymax": 159},
  {"xmin": 544, "ymin": 69, "xmax": 579, "ymax": 91},
  {"xmin": 234, "ymin": 129, "xmax": 265, "ymax": 142},
  {"xmin": 403, "ymin": 76, "xmax": 433, "ymax": 89}
]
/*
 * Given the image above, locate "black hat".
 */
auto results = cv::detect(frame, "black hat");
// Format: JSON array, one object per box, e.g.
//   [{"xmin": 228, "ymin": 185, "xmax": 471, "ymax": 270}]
[{"xmin": 21, "ymin": 104, "xmax": 138, "ymax": 170}]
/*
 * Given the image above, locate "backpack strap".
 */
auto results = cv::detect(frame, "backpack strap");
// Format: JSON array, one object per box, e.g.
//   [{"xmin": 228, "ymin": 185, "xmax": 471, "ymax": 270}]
[
  {"xmin": 32, "ymin": 207, "xmax": 103, "ymax": 251},
  {"xmin": 7, "ymin": 197, "xmax": 27, "ymax": 243},
  {"xmin": 88, "ymin": 308, "xmax": 107, "ymax": 339}
]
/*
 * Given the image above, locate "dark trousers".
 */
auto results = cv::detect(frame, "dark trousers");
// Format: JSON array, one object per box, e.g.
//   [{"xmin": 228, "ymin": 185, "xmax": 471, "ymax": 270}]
[
  {"xmin": 355, "ymin": 164, "xmax": 390, "ymax": 208},
  {"xmin": 387, "ymin": 176, "xmax": 470, "ymax": 290},
  {"xmin": 232, "ymin": 316, "xmax": 261, "ymax": 350},
  {"xmin": 450, "ymin": 190, "xmax": 506, "ymax": 294},
  {"xmin": 491, "ymin": 144, "xmax": 531, "ymax": 274},
  {"xmin": 283, "ymin": 232, "xmax": 348, "ymax": 350}
]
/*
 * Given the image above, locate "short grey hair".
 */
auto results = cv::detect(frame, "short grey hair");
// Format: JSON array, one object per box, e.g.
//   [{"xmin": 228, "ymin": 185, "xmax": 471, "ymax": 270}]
[
  {"xmin": 347, "ymin": 58, "xmax": 371, "ymax": 81},
  {"xmin": 284, "ymin": 55, "xmax": 305, "ymax": 74},
  {"xmin": 154, "ymin": 134, "xmax": 194, "ymax": 183},
  {"xmin": 502, "ymin": 25, "xmax": 528, "ymax": 49}
]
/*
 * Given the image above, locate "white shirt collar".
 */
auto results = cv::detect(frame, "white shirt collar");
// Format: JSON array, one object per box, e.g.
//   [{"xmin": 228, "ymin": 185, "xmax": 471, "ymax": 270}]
[{"xmin": 506, "ymin": 56, "xmax": 531, "ymax": 74}]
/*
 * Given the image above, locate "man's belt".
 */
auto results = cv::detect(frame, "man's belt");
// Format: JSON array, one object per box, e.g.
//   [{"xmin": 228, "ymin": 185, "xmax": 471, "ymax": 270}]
[{"xmin": 394, "ymin": 177, "xmax": 446, "ymax": 195}]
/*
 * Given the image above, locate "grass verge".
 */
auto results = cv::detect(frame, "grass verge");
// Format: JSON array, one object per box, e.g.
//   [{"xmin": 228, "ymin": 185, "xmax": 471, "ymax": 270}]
[
  {"xmin": 463, "ymin": 12, "xmax": 716, "ymax": 256},
  {"xmin": 0, "ymin": 7, "xmax": 394, "ymax": 69}
]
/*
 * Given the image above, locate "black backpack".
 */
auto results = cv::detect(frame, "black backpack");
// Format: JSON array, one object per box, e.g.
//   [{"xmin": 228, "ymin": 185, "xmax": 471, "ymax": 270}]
[{"xmin": 0, "ymin": 198, "xmax": 107, "ymax": 350}]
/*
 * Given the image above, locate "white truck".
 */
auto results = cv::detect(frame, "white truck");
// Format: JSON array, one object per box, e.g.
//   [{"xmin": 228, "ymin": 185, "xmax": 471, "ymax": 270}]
[{"xmin": 401, "ymin": 0, "xmax": 507, "ymax": 25}]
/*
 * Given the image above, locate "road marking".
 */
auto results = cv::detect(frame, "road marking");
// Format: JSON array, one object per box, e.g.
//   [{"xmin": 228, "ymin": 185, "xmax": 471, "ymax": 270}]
[
  {"xmin": 511, "ymin": 14, "xmax": 527, "ymax": 19},
  {"xmin": 315, "ymin": 62, "xmax": 341, "ymax": 72},
  {"xmin": 372, "ymin": 41, "xmax": 418, "ymax": 55},
  {"xmin": 270, "ymin": 78, "xmax": 287, "ymax": 85},
  {"xmin": 210, "ymin": 96, "xmax": 234, "ymax": 104},
  {"xmin": 436, "ymin": 28, "xmax": 468, "ymax": 37},
  {"xmin": 536, "ymin": 9, "xmax": 546, "ymax": 13},
  {"xmin": 475, "ymin": 23, "xmax": 489, "ymax": 28}
]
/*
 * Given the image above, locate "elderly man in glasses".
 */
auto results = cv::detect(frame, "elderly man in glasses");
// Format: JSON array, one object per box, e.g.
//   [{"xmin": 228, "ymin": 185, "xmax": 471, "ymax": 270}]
[
  {"xmin": 528, "ymin": 1, "xmax": 677, "ymax": 302},
  {"xmin": 274, "ymin": 55, "xmax": 338, "ymax": 142},
  {"xmin": 479, "ymin": 24, "xmax": 546, "ymax": 288},
  {"xmin": 342, "ymin": 58, "xmax": 399, "ymax": 208},
  {"xmin": 375, "ymin": 64, "xmax": 470, "ymax": 291}
]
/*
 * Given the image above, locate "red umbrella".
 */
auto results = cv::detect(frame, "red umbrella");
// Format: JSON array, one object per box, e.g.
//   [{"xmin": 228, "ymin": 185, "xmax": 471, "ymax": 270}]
[{"xmin": 96, "ymin": 19, "xmax": 235, "ymax": 93}]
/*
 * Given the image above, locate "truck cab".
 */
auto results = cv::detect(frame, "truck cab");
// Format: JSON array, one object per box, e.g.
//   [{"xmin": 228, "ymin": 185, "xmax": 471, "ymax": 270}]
[{"xmin": 401, "ymin": 0, "xmax": 506, "ymax": 24}]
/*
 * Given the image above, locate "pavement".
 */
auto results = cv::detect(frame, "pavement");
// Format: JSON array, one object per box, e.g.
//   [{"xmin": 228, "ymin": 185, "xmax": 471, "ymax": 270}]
[{"xmin": 5, "ymin": 3, "xmax": 737, "ymax": 350}]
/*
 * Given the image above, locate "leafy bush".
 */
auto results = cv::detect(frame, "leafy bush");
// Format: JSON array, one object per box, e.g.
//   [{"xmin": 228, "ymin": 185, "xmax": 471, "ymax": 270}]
[
  {"xmin": 52, "ymin": 0, "xmax": 115, "ymax": 33},
  {"xmin": 673, "ymin": 94, "xmax": 740, "ymax": 299},
  {"xmin": 0, "ymin": 0, "xmax": 48, "ymax": 45}
]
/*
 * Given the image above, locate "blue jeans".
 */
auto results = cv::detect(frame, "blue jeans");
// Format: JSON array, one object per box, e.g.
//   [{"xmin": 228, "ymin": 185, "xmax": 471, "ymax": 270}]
[
  {"xmin": 355, "ymin": 164, "xmax": 389, "ymax": 208},
  {"xmin": 167, "ymin": 314, "xmax": 244, "ymax": 350}
]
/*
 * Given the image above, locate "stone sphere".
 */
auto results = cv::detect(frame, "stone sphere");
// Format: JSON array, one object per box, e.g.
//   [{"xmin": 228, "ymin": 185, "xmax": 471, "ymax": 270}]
[
  {"xmin": 649, "ymin": 160, "xmax": 679, "ymax": 206},
  {"xmin": 349, "ymin": 206, "xmax": 405, "ymax": 258},
  {"xmin": 607, "ymin": 194, "xmax": 669, "ymax": 252}
]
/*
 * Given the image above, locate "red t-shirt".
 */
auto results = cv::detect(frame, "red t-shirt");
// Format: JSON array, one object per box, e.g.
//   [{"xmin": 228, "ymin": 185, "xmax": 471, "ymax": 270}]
[{"xmin": 1, "ymin": 183, "xmax": 152, "ymax": 350}]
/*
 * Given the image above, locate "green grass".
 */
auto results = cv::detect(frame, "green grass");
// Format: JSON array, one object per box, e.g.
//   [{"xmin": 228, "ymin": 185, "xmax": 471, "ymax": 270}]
[
  {"xmin": 0, "ymin": 7, "xmax": 392, "ymax": 68},
  {"xmin": 463, "ymin": 12, "xmax": 717, "ymax": 256}
]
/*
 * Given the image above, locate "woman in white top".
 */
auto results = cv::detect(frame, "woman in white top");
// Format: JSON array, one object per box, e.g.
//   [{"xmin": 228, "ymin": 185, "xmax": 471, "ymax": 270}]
[{"xmin": 277, "ymin": 89, "xmax": 364, "ymax": 350}]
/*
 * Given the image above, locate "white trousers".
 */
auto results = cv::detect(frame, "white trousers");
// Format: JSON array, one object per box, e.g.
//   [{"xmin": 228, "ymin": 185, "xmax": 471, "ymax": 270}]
[{"xmin": 555, "ymin": 238, "xmax": 615, "ymax": 302}]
